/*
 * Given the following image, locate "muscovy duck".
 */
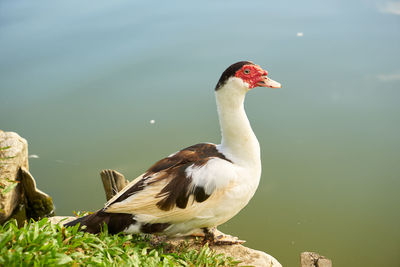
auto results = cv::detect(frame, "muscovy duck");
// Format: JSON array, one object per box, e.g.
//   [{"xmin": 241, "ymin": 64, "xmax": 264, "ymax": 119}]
[{"xmin": 65, "ymin": 61, "xmax": 281, "ymax": 244}]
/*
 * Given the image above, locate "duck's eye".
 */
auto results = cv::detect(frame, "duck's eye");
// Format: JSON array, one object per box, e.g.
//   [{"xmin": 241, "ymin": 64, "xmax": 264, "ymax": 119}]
[{"xmin": 243, "ymin": 69, "xmax": 251, "ymax": 75}]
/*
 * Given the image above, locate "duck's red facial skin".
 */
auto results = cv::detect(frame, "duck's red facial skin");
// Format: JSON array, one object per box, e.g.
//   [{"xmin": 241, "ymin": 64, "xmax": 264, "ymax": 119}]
[{"xmin": 235, "ymin": 64, "xmax": 268, "ymax": 89}]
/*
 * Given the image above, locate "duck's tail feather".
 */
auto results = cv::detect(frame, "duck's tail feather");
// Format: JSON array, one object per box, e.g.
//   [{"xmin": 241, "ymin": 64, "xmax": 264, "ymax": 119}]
[{"xmin": 64, "ymin": 210, "xmax": 137, "ymax": 234}]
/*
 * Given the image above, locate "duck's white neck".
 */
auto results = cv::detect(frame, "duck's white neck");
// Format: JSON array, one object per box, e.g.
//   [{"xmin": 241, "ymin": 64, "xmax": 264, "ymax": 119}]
[{"xmin": 215, "ymin": 79, "xmax": 260, "ymax": 167}]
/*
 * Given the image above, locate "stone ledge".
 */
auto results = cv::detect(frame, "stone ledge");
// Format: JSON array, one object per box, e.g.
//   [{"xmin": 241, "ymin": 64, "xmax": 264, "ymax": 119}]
[{"xmin": 50, "ymin": 216, "xmax": 282, "ymax": 267}]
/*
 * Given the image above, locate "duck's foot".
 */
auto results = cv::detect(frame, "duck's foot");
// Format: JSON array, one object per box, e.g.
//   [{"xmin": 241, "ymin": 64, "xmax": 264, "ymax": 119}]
[{"xmin": 202, "ymin": 227, "xmax": 245, "ymax": 245}]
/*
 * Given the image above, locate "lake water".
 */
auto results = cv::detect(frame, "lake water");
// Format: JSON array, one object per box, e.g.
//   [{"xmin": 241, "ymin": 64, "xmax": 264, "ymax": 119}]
[{"xmin": 1, "ymin": 1, "xmax": 399, "ymax": 266}]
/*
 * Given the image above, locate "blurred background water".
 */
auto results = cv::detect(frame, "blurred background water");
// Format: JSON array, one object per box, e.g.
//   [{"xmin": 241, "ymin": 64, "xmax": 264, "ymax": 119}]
[{"xmin": 1, "ymin": 0, "xmax": 399, "ymax": 266}]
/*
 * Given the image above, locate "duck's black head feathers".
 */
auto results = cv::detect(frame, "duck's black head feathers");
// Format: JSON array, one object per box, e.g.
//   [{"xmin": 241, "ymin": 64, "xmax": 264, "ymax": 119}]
[{"xmin": 215, "ymin": 61, "xmax": 254, "ymax": 91}]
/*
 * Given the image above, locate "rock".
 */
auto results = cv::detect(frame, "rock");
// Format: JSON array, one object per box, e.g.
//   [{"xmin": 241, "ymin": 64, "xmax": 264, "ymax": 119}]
[
  {"xmin": 0, "ymin": 130, "xmax": 29, "ymax": 223},
  {"xmin": 19, "ymin": 167, "xmax": 54, "ymax": 220},
  {"xmin": 100, "ymin": 169, "xmax": 129, "ymax": 201},
  {"xmin": 301, "ymin": 251, "xmax": 332, "ymax": 267},
  {"xmin": 52, "ymin": 216, "xmax": 282, "ymax": 267},
  {"xmin": 0, "ymin": 130, "xmax": 54, "ymax": 224},
  {"xmin": 49, "ymin": 216, "xmax": 76, "ymax": 225},
  {"xmin": 204, "ymin": 242, "xmax": 282, "ymax": 267},
  {"xmin": 156, "ymin": 235, "xmax": 282, "ymax": 267}
]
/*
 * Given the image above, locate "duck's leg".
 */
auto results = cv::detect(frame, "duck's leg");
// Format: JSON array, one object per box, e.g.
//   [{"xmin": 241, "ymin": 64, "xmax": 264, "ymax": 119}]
[{"xmin": 202, "ymin": 227, "xmax": 245, "ymax": 245}]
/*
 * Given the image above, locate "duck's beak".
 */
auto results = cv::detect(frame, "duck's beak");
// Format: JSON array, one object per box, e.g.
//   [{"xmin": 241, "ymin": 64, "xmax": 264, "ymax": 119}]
[{"xmin": 257, "ymin": 75, "xmax": 282, "ymax": 88}]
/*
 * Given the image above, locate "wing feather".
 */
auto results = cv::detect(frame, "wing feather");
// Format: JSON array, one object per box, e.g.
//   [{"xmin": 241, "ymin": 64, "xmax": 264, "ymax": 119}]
[
  {"xmin": 103, "ymin": 143, "xmax": 236, "ymax": 224},
  {"xmin": 104, "ymin": 174, "xmax": 236, "ymax": 224}
]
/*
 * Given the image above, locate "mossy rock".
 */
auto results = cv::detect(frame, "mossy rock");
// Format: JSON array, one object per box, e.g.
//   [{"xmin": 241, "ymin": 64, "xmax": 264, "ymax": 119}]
[{"xmin": 19, "ymin": 167, "xmax": 54, "ymax": 220}]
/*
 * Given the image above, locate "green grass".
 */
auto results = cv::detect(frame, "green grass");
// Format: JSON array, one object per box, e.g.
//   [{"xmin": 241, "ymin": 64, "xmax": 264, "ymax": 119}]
[{"xmin": 0, "ymin": 218, "xmax": 239, "ymax": 266}]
